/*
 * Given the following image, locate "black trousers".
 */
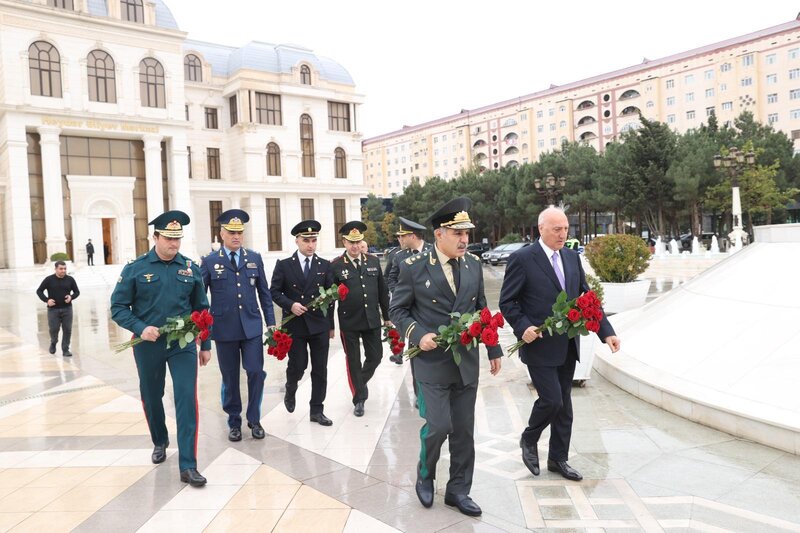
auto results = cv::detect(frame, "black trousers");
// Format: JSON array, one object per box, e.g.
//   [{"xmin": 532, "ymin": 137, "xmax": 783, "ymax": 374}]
[
  {"xmin": 340, "ymin": 327, "xmax": 382, "ymax": 404},
  {"xmin": 87, "ymin": 253, "xmax": 94, "ymax": 265},
  {"xmin": 416, "ymin": 378, "xmax": 477, "ymax": 496},
  {"xmin": 286, "ymin": 331, "xmax": 329, "ymax": 414},
  {"xmin": 47, "ymin": 307, "xmax": 73, "ymax": 352},
  {"xmin": 522, "ymin": 342, "xmax": 578, "ymax": 462}
]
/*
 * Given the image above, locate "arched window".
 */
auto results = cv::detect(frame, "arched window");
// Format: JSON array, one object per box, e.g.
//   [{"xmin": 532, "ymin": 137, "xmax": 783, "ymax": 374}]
[
  {"xmin": 121, "ymin": 0, "xmax": 143, "ymax": 23},
  {"xmin": 29, "ymin": 41, "xmax": 62, "ymax": 97},
  {"xmin": 334, "ymin": 148, "xmax": 347, "ymax": 179},
  {"xmin": 577, "ymin": 115, "xmax": 597, "ymax": 126},
  {"xmin": 87, "ymin": 50, "xmax": 116, "ymax": 103},
  {"xmin": 48, "ymin": 0, "xmax": 74, "ymax": 9},
  {"xmin": 620, "ymin": 89, "xmax": 641, "ymax": 100},
  {"xmin": 620, "ymin": 106, "xmax": 641, "ymax": 116},
  {"xmin": 266, "ymin": 142, "xmax": 281, "ymax": 176},
  {"xmin": 300, "ymin": 114, "xmax": 315, "ymax": 177},
  {"xmin": 184, "ymin": 54, "xmax": 202, "ymax": 82},
  {"xmin": 300, "ymin": 65, "xmax": 311, "ymax": 85},
  {"xmin": 577, "ymin": 100, "xmax": 595, "ymax": 110},
  {"xmin": 139, "ymin": 58, "xmax": 165, "ymax": 108}
]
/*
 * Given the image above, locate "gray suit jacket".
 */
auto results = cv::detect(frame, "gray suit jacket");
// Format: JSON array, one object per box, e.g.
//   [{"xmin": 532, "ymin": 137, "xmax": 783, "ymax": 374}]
[{"xmin": 389, "ymin": 248, "xmax": 502, "ymax": 385}]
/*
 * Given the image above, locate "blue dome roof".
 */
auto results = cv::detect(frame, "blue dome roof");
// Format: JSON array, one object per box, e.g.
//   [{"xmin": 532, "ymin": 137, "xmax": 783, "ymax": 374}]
[
  {"xmin": 184, "ymin": 40, "xmax": 354, "ymax": 85},
  {"xmin": 84, "ymin": 0, "xmax": 178, "ymax": 30}
]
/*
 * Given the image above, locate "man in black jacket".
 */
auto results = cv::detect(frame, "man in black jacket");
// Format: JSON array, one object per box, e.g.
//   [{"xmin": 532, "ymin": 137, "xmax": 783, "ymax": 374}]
[
  {"xmin": 36, "ymin": 261, "xmax": 80, "ymax": 356},
  {"xmin": 270, "ymin": 220, "xmax": 336, "ymax": 426}
]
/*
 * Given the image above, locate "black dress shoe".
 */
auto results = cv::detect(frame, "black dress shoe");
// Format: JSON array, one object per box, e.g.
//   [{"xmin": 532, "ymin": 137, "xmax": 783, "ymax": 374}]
[
  {"xmin": 520, "ymin": 437, "xmax": 540, "ymax": 476},
  {"xmin": 228, "ymin": 427, "xmax": 242, "ymax": 442},
  {"xmin": 309, "ymin": 412, "xmax": 333, "ymax": 426},
  {"xmin": 62, "ymin": 350, "xmax": 72, "ymax": 357},
  {"xmin": 444, "ymin": 493, "xmax": 482, "ymax": 517},
  {"xmin": 248, "ymin": 422, "xmax": 266, "ymax": 439},
  {"xmin": 180, "ymin": 468, "xmax": 207, "ymax": 487},
  {"xmin": 151, "ymin": 444, "xmax": 167, "ymax": 464},
  {"xmin": 353, "ymin": 401, "xmax": 365, "ymax": 417},
  {"xmin": 415, "ymin": 475, "xmax": 434, "ymax": 508},
  {"xmin": 284, "ymin": 389, "xmax": 296, "ymax": 413},
  {"xmin": 547, "ymin": 459, "xmax": 583, "ymax": 481},
  {"xmin": 389, "ymin": 354, "xmax": 403, "ymax": 365},
  {"xmin": 48, "ymin": 343, "xmax": 56, "ymax": 354}
]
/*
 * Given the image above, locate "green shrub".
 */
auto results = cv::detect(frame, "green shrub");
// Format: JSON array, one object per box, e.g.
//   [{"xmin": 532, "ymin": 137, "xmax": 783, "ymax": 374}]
[
  {"xmin": 499, "ymin": 233, "xmax": 522, "ymax": 244},
  {"xmin": 585, "ymin": 234, "xmax": 650, "ymax": 283},
  {"xmin": 585, "ymin": 273, "xmax": 604, "ymax": 303},
  {"xmin": 49, "ymin": 252, "xmax": 70, "ymax": 262}
]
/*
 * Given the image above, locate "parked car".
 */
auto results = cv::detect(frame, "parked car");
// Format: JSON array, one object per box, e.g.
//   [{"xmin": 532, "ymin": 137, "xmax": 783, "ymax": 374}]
[
  {"xmin": 368, "ymin": 246, "xmax": 383, "ymax": 257},
  {"xmin": 466, "ymin": 243, "xmax": 491, "ymax": 255},
  {"xmin": 483, "ymin": 242, "xmax": 530, "ymax": 265}
]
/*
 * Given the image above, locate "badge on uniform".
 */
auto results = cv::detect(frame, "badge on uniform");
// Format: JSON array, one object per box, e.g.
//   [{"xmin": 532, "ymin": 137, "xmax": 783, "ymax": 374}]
[
  {"xmin": 246, "ymin": 262, "xmax": 257, "ymax": 269},
  {"xmin": 425, "ymin": 279, "xmax": 431, "ymax": 289},
  {"xmin": 367, "ymin": 267, "xmax": 377, "ymax": 272},
  {"xmin": 177, "ymin": 268, "xmax": 192, "ymax": 276},
  {"xmin": 250, "ymin": 278, "xmax": 256, "ymax": 286},
  {"xmin": 341, "ymin": 269, "xmax": 350, "ymax": 280},
  {"xmin": 214, "ymin": 263, "xmax": 224, "ymax": 272},
  {"xmin": 144, "ymin": 273, "xmax": 154, "ymax": 282}
]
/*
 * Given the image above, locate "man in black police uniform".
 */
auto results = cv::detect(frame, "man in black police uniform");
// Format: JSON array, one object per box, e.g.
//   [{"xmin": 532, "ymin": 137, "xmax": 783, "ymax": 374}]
[
  {"xmin": 390, "ymin": 197, "xmax": 502, "ymax": 516},
  {"xmin": 331, "ymin": 221, "xmax": 391, "ymax": 417},
  {"xmin": 201, "ymin": 209, "xmax": 275, "ymax": 442},
  {"xmin": 270, "ymin": 220, "xmax": 336, "ymax": 426}
]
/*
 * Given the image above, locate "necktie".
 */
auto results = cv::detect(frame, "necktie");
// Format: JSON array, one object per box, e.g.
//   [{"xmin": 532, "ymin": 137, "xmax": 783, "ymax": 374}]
[
  {"xmin": 412, "ymin": 249, "xmax": 419, "ymax": 254},
  {"xmin": 353, "ymin": 258, "xmax": 360, "ymax": 271},
  {"xmin": 551, "ymin": 251, "xmax": 565, "ymax": 290},
  {"xmin": 448, "ymin": 258, "xmax": 460, "ymax": 292},
  {"xmin": 229, "ymin": 251, "xmax": 237, "ymax": 269},
  {"xmin": 303, "ymin": 257, "xmax": 310, "ymax": 279}
]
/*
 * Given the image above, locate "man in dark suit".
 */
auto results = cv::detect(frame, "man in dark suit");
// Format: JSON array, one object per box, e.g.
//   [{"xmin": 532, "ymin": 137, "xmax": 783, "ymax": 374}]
[
  {"xmin": 331, "ymin": 221, "xmax": 391, "ymax": 417},
  {"xmin": 390, "ymin": 197, "xmax": 502, "ymax": 517},
  {"xmin": 387, "ymin": 217, "xmax": 432, "ymax": 366},
  {"xmin": 499, "ymin": 207, "xmax": 620, "ymax": 482},
  {"xmin": 200, "ymin": 209, "xmax": 275, "ymax": 442},
  {"xmin": 270, "ymin": 220, "xmax": 336, "ymax": 426}
]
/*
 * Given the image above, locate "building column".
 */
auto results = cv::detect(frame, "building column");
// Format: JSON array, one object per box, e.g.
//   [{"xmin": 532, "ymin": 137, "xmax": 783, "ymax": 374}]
[
  {"xmin": 4, "ymin": 131, "xmax": 34, "ymax": 267},
  {"xmin": 166, "ymin": 135, "xmax": 198, "ymax": 260},
  {"xmin": 38, "ymin": 126, "xmax": 67, "ymax": 259},
  {"xmin": 143, "ymin": 134, "xmax": 164, "ymax": 225}
]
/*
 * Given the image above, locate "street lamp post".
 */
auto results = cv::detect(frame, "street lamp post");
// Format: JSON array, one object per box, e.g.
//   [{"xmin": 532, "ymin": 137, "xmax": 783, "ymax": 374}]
[
  {"xmin": 534, "ymin": 172, "xmax": 567, "ymax": 207},
  {"xmin": 713, "ymin": 146, "xmax": 755, "ymax": 251}
]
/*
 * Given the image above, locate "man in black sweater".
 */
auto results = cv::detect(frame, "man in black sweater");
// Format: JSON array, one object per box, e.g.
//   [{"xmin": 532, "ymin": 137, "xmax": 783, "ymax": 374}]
[{"xmin": 36, "ymin": 261, "xmax": 80, "ymax": 356}]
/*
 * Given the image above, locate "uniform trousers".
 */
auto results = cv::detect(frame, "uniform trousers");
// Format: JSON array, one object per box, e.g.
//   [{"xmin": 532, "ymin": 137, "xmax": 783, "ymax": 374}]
[
  {"xmin": 339, "ymin": 328, "xmax": 382, "ymax": 404},
  {"xmin": 286, "ymin": 332, "xmax": 329, "ymax": 414},
  {"xmin": 216, "ymin": 336, "xmax": 265, "ymax": 429},
  {"xmin": 133, "ymin": 341, "xmax": 198, "ymax": 471}
]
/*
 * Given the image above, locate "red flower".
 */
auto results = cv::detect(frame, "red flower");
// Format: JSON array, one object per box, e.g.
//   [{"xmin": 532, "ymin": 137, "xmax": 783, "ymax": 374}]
[
  {"xmin": 480, "ymin": 307, "xmax": 493, "ymax": 325},
  {"xmin": 337, "ymin": 284, "xmax": 349, "ymax": 300},
  {"xmin": 491, "ymin": 312, "xmax": 505, "ymax": 328},
  {"xmin": 191, "ymin": 311, "xmax": 201, "ymax": 325},
  {"xmin": 576, "ymin": 295, "xmax": 590, "ymax": 310},
  {"xmin": 586, "ymin": 320, "xmax": 600, "ymax": 333},
  {"xmin": 388, "ymin": 329, "xmax": 400, "ymax": 340},
  {"xmin": 199, "ymin": 329, "xmax": 210, "ymax": 341},
  {"xmin": 468, "ymin": 321, "xmax": 483, "ymax": 338},
  {"xmin": 391, "ymin": 344, "xmax": 402, "ymax": 355},
  {"xmin": 480, "ymin": 327, "xmax": 499, "ymax": 346},
  {"xmin": 396, "ymin": 342, "xmax": 405, "ymax": 349},
  {"xmin": 567, "ymin": 309, "xmax": 581, "ymax": 323},
  {"xmin": 460, "ymin": 331, "xmax": 472, "ymax": 346}
]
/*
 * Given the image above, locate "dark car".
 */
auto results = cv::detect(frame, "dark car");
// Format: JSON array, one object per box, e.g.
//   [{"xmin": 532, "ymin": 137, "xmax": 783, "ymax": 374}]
[
  {"xmin": 466, "ymin": 243, "xmax": 491, "ymax": 255},
  {"xmin": 483, "ymin": 242, "xmax": 530, "ymax": 265}
]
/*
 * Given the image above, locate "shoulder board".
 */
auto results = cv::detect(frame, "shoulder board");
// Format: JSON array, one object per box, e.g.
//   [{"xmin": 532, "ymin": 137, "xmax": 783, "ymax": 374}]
[
  {"xmin": 331, "ymin": 256, "xmax": 343, "ymax": 263},
  {"xmin": 404, "ymin": 251, "xmax": 428, "ymax": 266},
  {"xmin": 466, "ymin": 252, "xmax": 480, "ymax": 262}
]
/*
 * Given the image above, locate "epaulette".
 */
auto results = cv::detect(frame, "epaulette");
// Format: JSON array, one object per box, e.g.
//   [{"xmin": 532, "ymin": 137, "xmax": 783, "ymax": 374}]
[
  {"xmin": 331, "ymin": 256, "xmax": 343, "ymax": 263},
  {"xmin": 466, "ymin": 252, "xmax": 481, "ymax": 262},
  {"xmin": 127, "ymin": 253, "xmax": 146, "ymax": 264},
  {"xmin": 405, "ymin": 251, "xmax": 429, "ymax": 265}
]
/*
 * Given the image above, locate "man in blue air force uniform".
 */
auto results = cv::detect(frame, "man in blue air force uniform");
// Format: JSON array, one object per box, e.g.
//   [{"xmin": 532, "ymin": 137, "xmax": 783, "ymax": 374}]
[{"xmin": 200, "ymin": 209, "xmax": 275, "ymax": 442}]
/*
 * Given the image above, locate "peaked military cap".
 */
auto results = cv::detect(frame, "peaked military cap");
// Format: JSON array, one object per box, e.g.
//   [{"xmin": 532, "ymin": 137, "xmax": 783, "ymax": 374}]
[
  {"xmin": 149, "ymin": 210, "xmax": 190, "ymax": 238},
  {"xmin": 339, "ymin": 221, "xmax": 367, "ymax": 242},
  {"xmin": 429, "ymin": 197, "xmax": 475, "ymax": 230},
  {"xmin": 291, "ymin": 219, "xmax": 321, "ymax": 238},
  {"xmin": 217, "ymin": 209, "xmax": 249, "ymax": 232},
  {"xmin": 395, "ymin": 216, "xmax": 426, "ymax": 236}
]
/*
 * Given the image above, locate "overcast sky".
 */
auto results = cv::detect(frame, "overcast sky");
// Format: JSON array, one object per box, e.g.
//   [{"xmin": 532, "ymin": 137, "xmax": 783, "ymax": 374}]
[{"xmin": 170, "ymin": 0, "xmax": 800, "ymax": 138}]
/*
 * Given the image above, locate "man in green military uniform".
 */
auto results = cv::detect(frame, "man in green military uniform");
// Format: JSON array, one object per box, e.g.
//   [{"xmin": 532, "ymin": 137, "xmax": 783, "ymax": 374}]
[
  {"xmin": 330, "ymin": 221, "xmax": 391, "ymax": 417},
  {"xmin": 390, "ymin": 197, "xmax": 502, "ymax": 517},
  {"xmin": 111, "ymin": 210, "xmax": 212, "ymax": 488}
]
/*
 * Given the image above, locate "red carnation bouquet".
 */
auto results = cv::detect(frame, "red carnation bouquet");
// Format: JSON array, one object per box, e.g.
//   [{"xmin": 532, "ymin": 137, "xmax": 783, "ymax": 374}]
[
  {"xmin": 383, "ymin": 325, "xmax": 405, "ymax": 356},
  {"xmin": 114, "ymin": 309, "xmax": 213, "ymax": 353},
  {"xmin": 506, "ymin": 290, "xmax": 603, "ymax": 355},
  {"xmin": 265, "ymin": 284, "xmax": 349, "ymax": 360},
  {"xmin": 405, "ymin": 307, "xmax": 504, "ymax": 365}
]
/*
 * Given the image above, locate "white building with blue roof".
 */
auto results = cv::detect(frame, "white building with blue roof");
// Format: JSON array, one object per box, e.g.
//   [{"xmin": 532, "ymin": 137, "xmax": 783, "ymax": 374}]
[{"xmin": 0, "ymin": 0, "xmax": 366, "ymax": 269}]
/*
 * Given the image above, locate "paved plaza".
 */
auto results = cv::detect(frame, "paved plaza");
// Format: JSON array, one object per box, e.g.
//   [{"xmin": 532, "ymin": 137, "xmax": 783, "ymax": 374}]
[{"xmin": 0, "ymin": 258, "xmax": 799, "ymax": 532}]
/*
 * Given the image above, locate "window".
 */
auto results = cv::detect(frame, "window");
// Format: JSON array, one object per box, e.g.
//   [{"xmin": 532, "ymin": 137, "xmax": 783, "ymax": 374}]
[
  {"xmin": 328, "ymin": 101, "xmax": 351, "ymax": 132},
  {"xmin": 768, "ymin": 113, "xmax": 779, "ymax": 124},
  {"xmin": 333, "ymin": 199, "xmax": 346, "ymax": 245},
  {"xmin": 121, "ymin": 0, "xmax": 143, "ymax": 23},
  {"xmin": 184, "ymin": 54, "xmax": 202, "ymax": 82},
  {"xmin": 550, "ymin": 138, "xmax": 556, "ymax": 146},
  {"xmin": 549, "ymin": 123, "xmax": 556, "ymax": 131},
  {"xmin": 139, "ymin": 58, "xmax": 165, "ymax": 108},
  {"xmin": 187, "ymin": 146, "xmax": 192, "ymax": 178},
  {"xmin": 767, "ymin": 74, "xmax": 777, "ymax": 85},
  {"xmin": 766, "ymin": 54, "xmax": 777, "ymax": 65},
  {"xmin": 686, "ymin": 110, "xmax": 696, "ymax": 120},
  {"xmin": 559, "ymin": 120, "xmax": 566, "ymax": 128},
  {"xmin": 722, "ymin": 101, "xmax": 733, "ymax": 111},
  {"xmin": 646, "ymin": 101, "xmax": 654, "ymax": 108},
  {"xmin": 185, "ymin": 104, "xmax": 189, "ymax": 121},
  {"xmin": 537, "ymin": 125, "xmax": 543, "ymax": 133},
  {"xmin": 666, "ymin": 79, "xmax": 674, "ymax": 89},
  {"xmin": 791, "ymin": 69, "xmax": 800, "ymax": 80},
  {"xmin": 704, "ymin": 69, "xmax": 714, "ymax": 80},
  {"xmin": 792, "ymin": 109, "xmax": 800, "ymax": 120},
  {"xmin": 742, "ymin": 54, "xmax": 754, "ymax": 67},
  {"xmin": 300, "ymin": 199, "xmax": 314, "ymax": 220},
  {"xmin": 548, "ymin": 108, "xmax": 555, "ymax": 116},
  {"xmin": 721, "ymin": 63, "xmax": 732, "ymax": 72},
  {"xmin": 87, "ymin": 50, "xmax": 116, "ymax": 103},
  {"xmin": 686, "ymin": 92, "xmax": 694, "ymax": 102},
  {"xmin": 229, "ymin": 95, "xmax": 238, "ymax": 126},
  {"xmin": 265, "ymin": 198, "xmax": 282, "ymax": 251},
  {"xmin": 705, "ymin": 88, "xmax": 715, "ymax": 98},
  {"xmin": 207, "ymin": 148, "xmax": 220, "ymax": 179},
  {"xmin": 768, "ymin": 93, "xmax": 779, "ymax": 103},
  {"xmin": 28, "ymin": 41, "xmax": 62, "ymax": 97},
  {"xmin": 706, "ymin": 106, "xmax": 715, "ymax": 116},
  {"xmin": 537, "ymin": 140, "xmax": 544, "ymax": 148},
  {"xmin": 204, "ymin": 107, "xmax": 218, "ymax": 129},
  {"xmin": 536, "ymin": 110, "xmax": 543, "ymax": 118},
  {"xmin": 790, "ymin": 48, "xmax": 800, "ymax": 60},
  {"xmin": 209, "ymin": 201, "xmax": 222, "ymax": 243},
  {"xmin": 720, "ymin": 83, "xmax": 728, "ymax": 92},
  {"xmin": 666, "ymin": 96, "xmax": 675, "ymax": 106},
  {"xmin": 684, "ymin": 74, "xmax": 694, "ymax": 84},
  {"xmin": 255, "ymin": 93, "xmax": 282, "ymax": 125},
  {"xmin": 48, "ymin": 0, "xmax": 74, "ymax": 9},
  {"xmin": 667, "ymin": 114, "xmax": 675, "ymax": 124},
  {"xmin": 300, "ymin": 114, "xmax": 315, "ymax": 177},
  {"xmin": 740, "ymin": 77, "xmax": 752, "ymax": 87},
  {"xmin": 300, "ymin": 65, "xmax": 311, "ymax": 85},
  {"xmin": 266, "ymin": 142, "xmax": 280, "ymax": 176}
]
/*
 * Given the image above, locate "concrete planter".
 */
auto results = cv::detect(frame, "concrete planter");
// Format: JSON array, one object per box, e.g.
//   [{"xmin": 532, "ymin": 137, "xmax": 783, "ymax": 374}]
[{"xmin": 600, "ymin": 279, "xmax": 651, "ymax": 314}]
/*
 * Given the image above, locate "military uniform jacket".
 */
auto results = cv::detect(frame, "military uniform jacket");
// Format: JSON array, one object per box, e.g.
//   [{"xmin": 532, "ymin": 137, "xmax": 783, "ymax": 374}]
[
  {"xmin": 331, "ymin": 253, "xmax": 390, "ymax": 331},
  {"xmin": 200, "ymin": 248, "xmax": 276, "ymax": 342},
  {"xmin": 110, "ymin": 248, "xmax": 212, "ymax": 351},
  {"xmin": 389, "ymin": 248, "xmax": 502, "ymax": 385},
  {"xmin": 387, "ymin": 242, "xmax": 433, "ymax": 292},
  {"xmin": 270, "ymin": 253, "xmax": 334, "ymax": 337}
]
